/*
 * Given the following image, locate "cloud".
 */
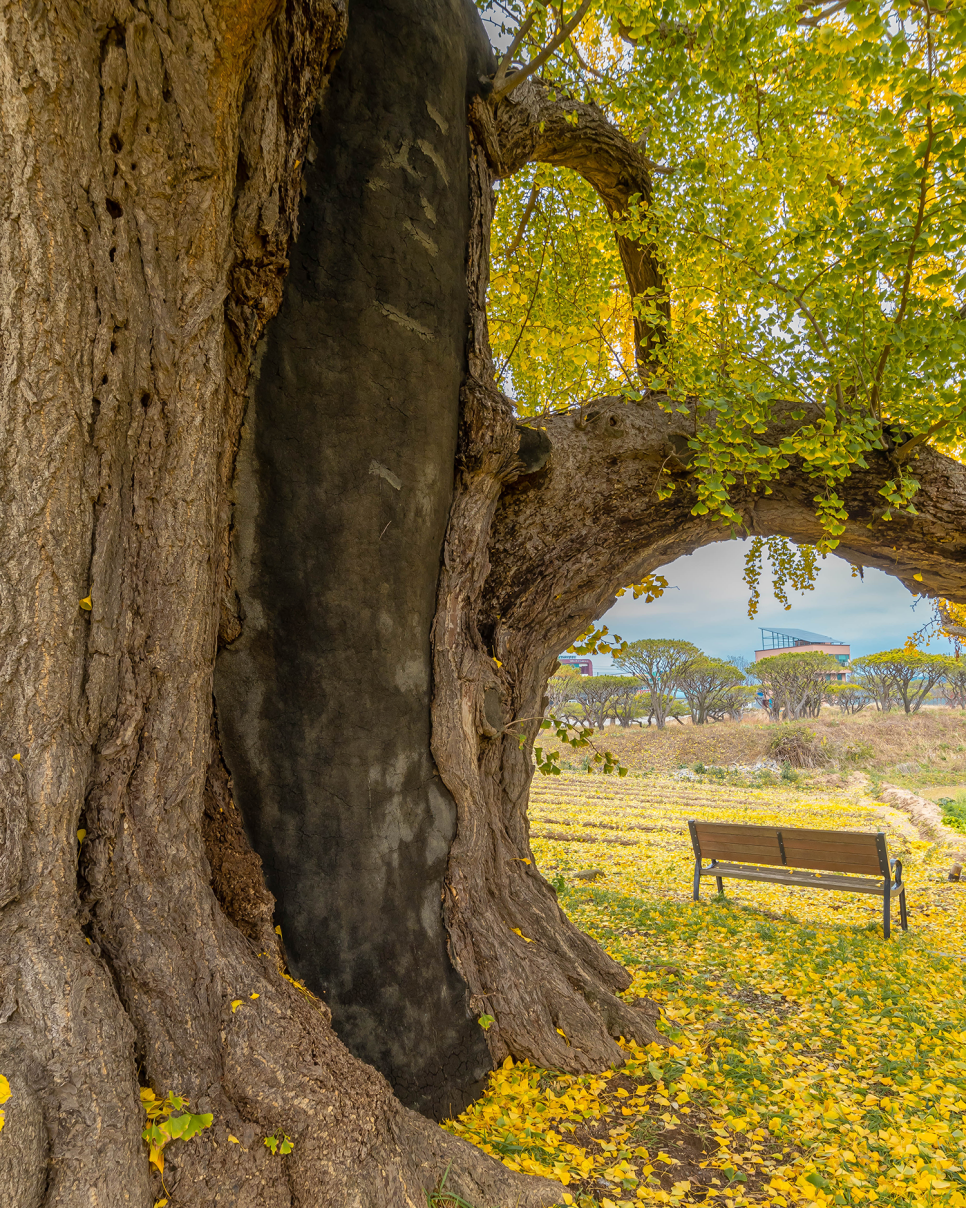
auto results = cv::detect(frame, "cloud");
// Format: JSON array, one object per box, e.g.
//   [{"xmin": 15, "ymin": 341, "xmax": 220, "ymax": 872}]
[{"xmin": 590, "ymin": 538, "xmax": 941, "ymax": 672}]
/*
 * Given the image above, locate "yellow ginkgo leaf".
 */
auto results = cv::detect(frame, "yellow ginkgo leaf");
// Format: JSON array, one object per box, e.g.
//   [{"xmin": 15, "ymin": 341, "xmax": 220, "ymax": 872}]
[
  {"xmin": 913, "ymin": 573, "xmax": 923, "ymax": 581},
  {"xmin": 249, "ymin": 992, "xmax": 259, "ymax": 999},
  {"xmin": 154, "ymin": 1200, "xmax": 168, "ymax": 1208},
  {"xmin": 228, "ymin": 1135, "xmax": 240, "ymax": 1144},
  {"xmin": 77, "ymin": 829, "xmax": 86, "ymax": 844},
  {"xmin": 79, "ymin": 595, "xmax": 92, "ymax": 611},
  {"xmin": 510, "ymin": 927, "xmax": 534, "ymax": 943},
  {"xmin": 230, "ymin": 1000, "xmax": 243, "ymax": 1013},
  {"xmin": 12, "ymin": 754, "xmax": 19, "ymax": 762},
  {"xmin": 274, "ymin": 925, "xmax": 282, "ymax": 936}
]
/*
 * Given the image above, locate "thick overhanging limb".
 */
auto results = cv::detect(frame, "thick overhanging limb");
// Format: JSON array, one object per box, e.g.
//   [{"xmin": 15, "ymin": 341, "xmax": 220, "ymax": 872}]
[
  {"xmin": 473, "ymin": 79, "xmax": 666, "ymax": 370},
  {"xmin": 484, "ymin": 398, "xmax": 966, "ymax": 657}
]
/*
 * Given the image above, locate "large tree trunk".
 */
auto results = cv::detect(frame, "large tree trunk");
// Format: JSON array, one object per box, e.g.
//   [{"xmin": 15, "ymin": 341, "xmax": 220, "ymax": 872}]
[
  {"xmin": 0, "ymin": 2, "xmax": 559, "ymax": 1203},
  {"xmin": 6, "ymin": 0, "xmax": 966, "ymax": 1201}
]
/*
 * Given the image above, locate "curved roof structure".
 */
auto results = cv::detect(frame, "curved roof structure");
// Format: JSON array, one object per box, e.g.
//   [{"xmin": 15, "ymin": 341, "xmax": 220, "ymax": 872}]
[{"xmin": 759, "ymin": 625, "xmax": 846, "ymax": 646}]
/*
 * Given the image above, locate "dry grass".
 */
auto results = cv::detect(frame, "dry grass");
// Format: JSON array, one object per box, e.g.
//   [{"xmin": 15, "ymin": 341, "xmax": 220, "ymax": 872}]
[{"xmin": 545, "ymin": 706, "xmax": 966, "ymax": 788}]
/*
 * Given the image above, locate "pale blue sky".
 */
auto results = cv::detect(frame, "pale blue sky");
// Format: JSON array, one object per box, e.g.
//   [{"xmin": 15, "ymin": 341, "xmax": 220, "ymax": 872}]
[{"xmin": 589, "ymin": 538, "xmax": 948, "ymax": 673}]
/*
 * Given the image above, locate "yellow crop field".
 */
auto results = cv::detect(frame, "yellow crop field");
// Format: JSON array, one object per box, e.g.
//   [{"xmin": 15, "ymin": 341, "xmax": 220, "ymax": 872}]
[{"xmin": 443, "ymin": 774, "xmax": 966, "ymax": 1208}]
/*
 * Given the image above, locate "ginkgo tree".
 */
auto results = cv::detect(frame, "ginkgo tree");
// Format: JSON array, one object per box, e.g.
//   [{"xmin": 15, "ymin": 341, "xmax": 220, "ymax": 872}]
[
  {"xmin": 4, "ymin": 0, "xmax": 966, "ymax": 1204},
  {"xmin": 491, "ymin": 0, "xmax": 966, "ymax": 546}
]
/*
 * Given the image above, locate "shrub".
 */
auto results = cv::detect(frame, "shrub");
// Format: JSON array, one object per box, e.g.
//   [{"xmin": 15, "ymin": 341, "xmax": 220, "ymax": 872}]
[
  {"xmin": 768, "ymin": 723, "xmax": 830, "ymax": 768},
  {"xmin": 842, "ymin": 740, "xmax": 874, "ymax": 764},
  {"xmin": 937, "ymin": 797, "xmax": 966, "ymax": 833}
]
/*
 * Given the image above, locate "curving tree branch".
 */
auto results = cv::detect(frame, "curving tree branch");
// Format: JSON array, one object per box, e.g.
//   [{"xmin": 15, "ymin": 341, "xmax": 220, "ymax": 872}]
[
  {"xmin": 473, "ymin": 78, "xmax": 667, "ymax": 372},
  {"xmin": 491, "ymin": 0, "xmax": 595, "ymax": 102},
  {"xmin": 485, "ymin": 400, "xmax": 966, "ymax": 648}
]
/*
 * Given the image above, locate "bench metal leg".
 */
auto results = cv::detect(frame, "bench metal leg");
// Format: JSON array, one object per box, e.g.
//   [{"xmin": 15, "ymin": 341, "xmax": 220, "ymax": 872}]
[
  {"xmin": 899, "ymin": 886, "xmax": 907, "ymax": 931},
  {"xmin": 693, "ymin": 860, "xmax": 701, "ymax": 901},
  {"xmin": 715, "ymin": 876, "xmax": 724, "ymax": 895},
  {"xmin": 882, "ymin": 883, "xmax": 891, "ymax": 939}
]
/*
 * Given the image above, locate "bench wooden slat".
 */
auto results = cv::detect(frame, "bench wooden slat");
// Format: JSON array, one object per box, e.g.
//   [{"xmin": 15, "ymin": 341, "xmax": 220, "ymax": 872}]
[
  {"xmin": 780, "ymin": 833, "xmax": 879, "ymax": 851},
  {"xmin": 695, "ymin": 822, "xmax": 879, "ymax": 842},
  {"xmin": 693, "ymin": 823, "xmax": 782, "ymax": 838},
  {"xmin": 697, "ymin": 862, "xmax": 885, "ymax": 894},
  {"xmin": 780, "ymin": 849, "xmax": 882, "ymax": 875},
  {"xmin": 693, "ymin": 843, "xmax": 785, "ymax": 865},
  {"xmin": 780, "ymin": 840, "xmax": 881, "ymax": 859},
  {"xmin": 780, "ymin": 827, "xmax": 876, "ymax": 840},
  {"xmin": 788, "ymin": 861, "xmax": 886, "ymax": 875}
]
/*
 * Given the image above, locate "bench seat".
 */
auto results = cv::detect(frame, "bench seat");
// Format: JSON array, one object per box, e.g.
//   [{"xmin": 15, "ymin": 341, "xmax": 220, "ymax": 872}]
[
  {"xmin": 695, "ymin": 862, "xmax": 886, "ymax": 895},
  {"xmin": 688, "ymin": 819, "xmax": 908, "ymax": 937}
]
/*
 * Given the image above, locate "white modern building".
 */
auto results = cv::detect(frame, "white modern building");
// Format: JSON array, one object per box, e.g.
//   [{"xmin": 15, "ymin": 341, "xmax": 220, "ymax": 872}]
[{"xmin": 754, "ymin": 626, "xmax": 850, "ymax": 682}]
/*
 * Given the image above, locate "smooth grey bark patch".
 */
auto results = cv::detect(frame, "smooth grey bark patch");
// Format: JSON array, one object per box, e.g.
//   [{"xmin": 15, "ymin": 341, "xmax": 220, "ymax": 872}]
[
  {"xmin": 216, "ymin": 0, "xmax": 493, "ymax": 1120},
  {"xmin": 369, "ymin": 460, "xmax": 402, "ymax": 490}
]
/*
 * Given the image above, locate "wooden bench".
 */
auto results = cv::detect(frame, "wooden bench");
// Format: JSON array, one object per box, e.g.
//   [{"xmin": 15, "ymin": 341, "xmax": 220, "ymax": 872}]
[{"xmin": 687, "ymin": 820, "xmax": 908, "ymax": 938}]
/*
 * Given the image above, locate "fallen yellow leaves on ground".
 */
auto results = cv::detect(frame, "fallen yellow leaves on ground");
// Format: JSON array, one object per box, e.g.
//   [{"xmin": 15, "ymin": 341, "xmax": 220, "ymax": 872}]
[{"xmin": 443, "ymin": 774, "xmax": 966, "ymax": 1207}]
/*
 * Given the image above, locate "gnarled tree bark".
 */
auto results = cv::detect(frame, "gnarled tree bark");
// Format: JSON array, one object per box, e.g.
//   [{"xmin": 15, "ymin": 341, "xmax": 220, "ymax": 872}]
[{"xmin": 0, "ymin": 1, "xmax": 559, "ymax": 1203}]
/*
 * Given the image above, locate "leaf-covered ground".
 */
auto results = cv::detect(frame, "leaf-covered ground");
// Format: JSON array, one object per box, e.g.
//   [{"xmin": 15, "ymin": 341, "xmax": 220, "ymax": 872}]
[{"xmin": 443, "ymin": 775, "xmax": 966, "ymax": 1207}]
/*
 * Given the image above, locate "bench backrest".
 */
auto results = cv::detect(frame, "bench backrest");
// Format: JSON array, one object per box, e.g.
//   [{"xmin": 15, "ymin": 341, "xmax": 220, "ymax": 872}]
[{"xmin": 689, "ymin": 821, "xmax": 889, "ymax": 877}]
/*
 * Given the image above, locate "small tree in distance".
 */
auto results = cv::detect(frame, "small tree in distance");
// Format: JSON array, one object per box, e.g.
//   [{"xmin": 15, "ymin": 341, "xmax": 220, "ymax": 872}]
[
  {"xmin": 944, "ymin": 662, "xmax": 966, "ymax": 711},
  {"xmin": 750, "ymin": 651, "xmax": 840, "ymax": 720},
  {"xmin": 851, "ymin": 650, "xmax": 955, "ymax": 714},
  {"xmin": 710, "ymin": 684, "xmax": 760, "ymax": 722},
  {"xmin": 570, "ymin": 675, "xmax": 625, "ymax": 728},
  {"xmin": 852, "ymin": 660, "xmax": 897, "ymax": 712},
  {"xmin": 613, "ymin": 639, "xmax": 699, "ymax": 730},
  {"xmin": 676, "ymin": 657, "xmax": 747, "ymax": 725},
  {"xmin": 609, "ymin": 678, "xmax": 647, "ymax": 727},
  {"xmin": 825, "ymin": 683, "xmax": 870, "ymax": 715}
]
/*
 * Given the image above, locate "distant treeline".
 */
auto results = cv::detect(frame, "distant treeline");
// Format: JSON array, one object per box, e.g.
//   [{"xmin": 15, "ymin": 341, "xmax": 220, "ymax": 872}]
[{"xmin": 548, "ymin": 640, "xmax": 966, "ymax": 730}]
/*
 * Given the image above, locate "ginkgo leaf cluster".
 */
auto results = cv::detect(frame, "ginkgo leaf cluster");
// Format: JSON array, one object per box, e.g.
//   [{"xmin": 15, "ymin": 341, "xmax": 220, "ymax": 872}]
[{"xmin": 485, "ymin": 0, "xmax": 966, "ymax": 549}]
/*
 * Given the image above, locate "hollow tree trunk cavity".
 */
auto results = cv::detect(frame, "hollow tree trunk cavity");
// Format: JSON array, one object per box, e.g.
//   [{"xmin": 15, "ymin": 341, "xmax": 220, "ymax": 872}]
[{"xmin": 214, "ymin": 0, "xmax": 495, "ymax": 1121}]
